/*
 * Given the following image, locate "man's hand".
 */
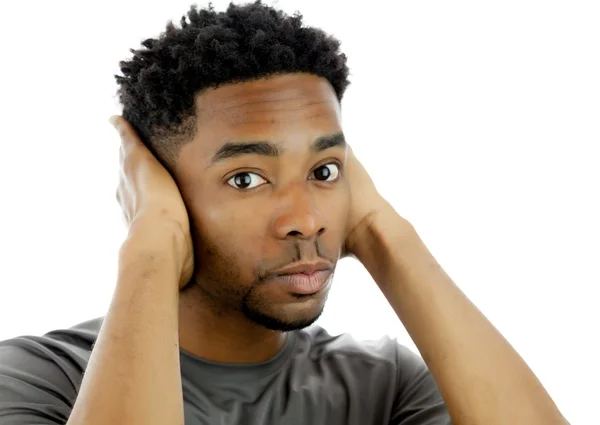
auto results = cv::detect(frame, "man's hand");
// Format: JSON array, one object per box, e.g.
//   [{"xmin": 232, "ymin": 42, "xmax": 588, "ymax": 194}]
[
  {"xmin": 342, "ymin": 147, "xmax": 569, "ymax": 424},
  {"xmin": 111, "ymin": 115, "xmax": 194, "ymax": 288},
  {"xmin": 343, "ymin": 145, "xmax": 397, "ymax": 257}
]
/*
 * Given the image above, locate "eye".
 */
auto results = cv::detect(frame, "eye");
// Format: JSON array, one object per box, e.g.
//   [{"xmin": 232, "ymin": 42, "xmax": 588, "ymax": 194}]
[
  {"xmin": 311, "ymin": 163, "xmax": 340, "ymax": 182},
  {"xmin": 227, "ymin": 172, "xmax": 267, "ymax": 190}
]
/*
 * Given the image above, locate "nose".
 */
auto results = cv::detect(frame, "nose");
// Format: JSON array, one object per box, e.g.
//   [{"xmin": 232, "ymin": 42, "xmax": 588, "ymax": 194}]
[{"xmin": 271, "ymin": 185, "xmax": 327, "ymax": 240}]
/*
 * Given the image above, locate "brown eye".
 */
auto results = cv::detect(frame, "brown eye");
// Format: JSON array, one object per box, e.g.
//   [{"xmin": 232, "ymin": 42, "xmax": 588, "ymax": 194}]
[
  {"xmin": 227, "ymin": 172, "xmax": 267, "ymax": 189},
  {"xmin": 312, "ymin": 163, "xmax": 339, "ymax": 181}
]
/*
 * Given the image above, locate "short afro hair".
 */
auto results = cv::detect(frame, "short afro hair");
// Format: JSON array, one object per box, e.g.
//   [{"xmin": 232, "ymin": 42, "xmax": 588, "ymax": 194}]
[{"xmin": 115, "ymin": 0, "xmax": 350, "ymax": 168}]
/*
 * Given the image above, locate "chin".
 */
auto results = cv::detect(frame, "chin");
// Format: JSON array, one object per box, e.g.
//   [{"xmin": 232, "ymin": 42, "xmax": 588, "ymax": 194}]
[{"xmin": 242, "ymin": 301, "xmax": 325, "ymax": 332}]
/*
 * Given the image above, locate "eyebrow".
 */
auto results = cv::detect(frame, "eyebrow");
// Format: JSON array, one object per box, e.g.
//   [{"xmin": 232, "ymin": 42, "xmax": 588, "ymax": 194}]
[{"xmin": 210, "ymin": 132, "xmax": 346, "ymax": 164}]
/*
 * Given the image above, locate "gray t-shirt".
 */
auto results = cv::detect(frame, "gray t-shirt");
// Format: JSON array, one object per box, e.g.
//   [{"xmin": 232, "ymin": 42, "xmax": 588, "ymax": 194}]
[{"xmin": 0, "ymin": 317, "xmax": 451, "ymax": 424}]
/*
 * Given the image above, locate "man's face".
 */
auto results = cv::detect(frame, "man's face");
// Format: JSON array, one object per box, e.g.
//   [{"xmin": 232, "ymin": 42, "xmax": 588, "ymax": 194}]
[{"xmin": 173, "ymin": 73, "xmax": 350, "ymax": 331}]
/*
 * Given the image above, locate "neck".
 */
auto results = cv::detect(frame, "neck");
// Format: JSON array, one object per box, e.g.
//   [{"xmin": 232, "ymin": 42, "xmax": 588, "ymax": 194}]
[{"xmin": 178, "ymin": 286, "xmax": 287, "ymax": 364}]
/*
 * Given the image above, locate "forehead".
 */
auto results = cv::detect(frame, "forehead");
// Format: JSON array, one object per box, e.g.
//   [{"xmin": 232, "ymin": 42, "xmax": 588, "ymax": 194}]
[{"xmin": 178, "ymin": 73, "xmax": 342, "ymax": 169}]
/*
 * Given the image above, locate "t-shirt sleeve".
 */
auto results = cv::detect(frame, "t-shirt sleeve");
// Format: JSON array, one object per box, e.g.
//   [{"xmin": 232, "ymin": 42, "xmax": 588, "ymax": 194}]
[
  {"xmin": 390, "ymin": 343, "xmax": 453, "ymax": 425},
  {"xmin": 0, "ymin": 336, "xmax": 79, "ymax": 425}
]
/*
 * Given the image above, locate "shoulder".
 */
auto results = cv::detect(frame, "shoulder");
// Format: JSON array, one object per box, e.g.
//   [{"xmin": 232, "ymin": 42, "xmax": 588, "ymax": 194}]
[
  {"xmin": 294, "ymin": 324, "xmax": 413, "ymax": 395},
  {"xmin": 0, "ymin": 316, "xmax": 103, "ymax": 373},
  {"xmin": 298, "ymin": 324, "xmax": 420, "ymax": 370},
  {"xmin": 0, "ymin": 317, "xmax": 103, "ymax": 423},
  {"xmin": 295, "ymin": 325, "xmax": 450, "ymax": 424}
]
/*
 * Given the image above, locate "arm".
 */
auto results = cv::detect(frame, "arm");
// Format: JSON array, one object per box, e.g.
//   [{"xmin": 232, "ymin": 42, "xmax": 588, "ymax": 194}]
[
  {"xmin": 1, "ymin": 117, "xmax": 191, "ymax": 425},
  {"xmin": 66, "ymin": 116, "xmax": 194, "ymax": 425},
  {"xmin": 353, "ymin": 205, "xmax": 568, "ymax": 425},
  {"xmin": 0, "ymin": 226, "xmax": 185, "ymax": 425},
  {"xmin": 66, "ymin": 225, "xmax": 184, "ymax": 425}
]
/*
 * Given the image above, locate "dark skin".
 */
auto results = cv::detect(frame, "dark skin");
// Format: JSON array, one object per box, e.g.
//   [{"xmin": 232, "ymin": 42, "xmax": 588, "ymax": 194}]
[
  {"xmin": 171, "ymin": 73, "xmax": 351, "ymax": 364},
  {"xmin": 104, "ymin": 72, "xmax": 567, "ymax": 423}
]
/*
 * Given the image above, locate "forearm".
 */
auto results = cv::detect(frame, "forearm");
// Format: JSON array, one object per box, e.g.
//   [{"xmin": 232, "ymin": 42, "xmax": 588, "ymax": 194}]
[
  {"xmin": 354, "ymin": 207, "xmax": 567, "ymax": 425},
  {"xmin": 67, "ymin": 231, "xmax": 184, "ymax": 425}
]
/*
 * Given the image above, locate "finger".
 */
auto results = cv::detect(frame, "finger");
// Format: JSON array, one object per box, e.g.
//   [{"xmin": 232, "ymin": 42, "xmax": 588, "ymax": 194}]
[{"xmin": 109, "ymin": 116, "xmax": 144, "ymax": 151}]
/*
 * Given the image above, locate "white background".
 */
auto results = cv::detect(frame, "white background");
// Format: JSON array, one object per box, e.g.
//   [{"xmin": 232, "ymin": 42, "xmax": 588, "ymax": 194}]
[{"xmin": 0, "ymin": 1, "xmax": 598, "ymax": 423}]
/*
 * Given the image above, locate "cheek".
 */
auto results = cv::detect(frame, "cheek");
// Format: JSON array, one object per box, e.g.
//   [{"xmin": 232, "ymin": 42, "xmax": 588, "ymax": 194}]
[
  {"xmin": 324, "ymin": 184, "xmax": 351, "ymax": 230},
  {"xmin": 193, "ymin": 202, "xmax": 271, "ymax": 262},
  {"xmin": 204, "ymin": 204, "xmax": 236, "ymax": 231}
]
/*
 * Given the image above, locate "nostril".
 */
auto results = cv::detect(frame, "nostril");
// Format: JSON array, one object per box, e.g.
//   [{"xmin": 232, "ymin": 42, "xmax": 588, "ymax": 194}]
[{"xmin": 287, "ymin": 230, "xmax": 302, "ymax": 237}]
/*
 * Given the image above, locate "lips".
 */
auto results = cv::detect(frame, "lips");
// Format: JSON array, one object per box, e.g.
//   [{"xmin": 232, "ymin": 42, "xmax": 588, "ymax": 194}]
[
  {"xmin": 273, "ymin": 260, "xmax": 333, "ymax": 276},
  {"xmin": 271, "ymin": 261, "xmax": 334, "ymax": 295}
]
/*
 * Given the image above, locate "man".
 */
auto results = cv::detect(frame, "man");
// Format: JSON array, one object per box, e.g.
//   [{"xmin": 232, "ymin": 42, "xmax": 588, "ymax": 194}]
[{"xmin": 0, "ymin": 2, "xmax": 568, "ymax": 424}]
